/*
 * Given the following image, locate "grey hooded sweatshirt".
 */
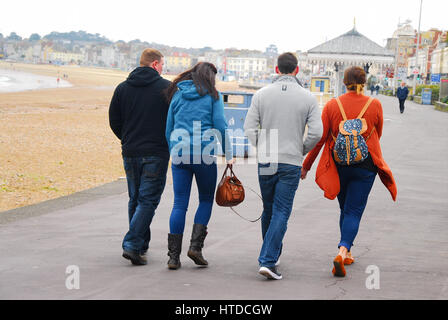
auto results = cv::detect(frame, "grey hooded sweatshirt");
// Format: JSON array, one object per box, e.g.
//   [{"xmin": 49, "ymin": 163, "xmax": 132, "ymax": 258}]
[{"xmin": 243, "ymin": 75, "xmax": 323, "ymax": 166}]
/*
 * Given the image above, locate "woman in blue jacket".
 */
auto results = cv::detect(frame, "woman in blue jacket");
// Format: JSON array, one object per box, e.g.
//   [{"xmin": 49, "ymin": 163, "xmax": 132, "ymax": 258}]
[{"xmin": 165, "ymin": 62, "xmax": 234, "ymax": 270}]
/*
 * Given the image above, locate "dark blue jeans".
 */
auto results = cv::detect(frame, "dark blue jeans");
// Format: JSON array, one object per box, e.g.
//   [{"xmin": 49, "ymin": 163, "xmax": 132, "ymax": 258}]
[
  {"xmin": 169, "ymin": 157, "xmax": 217, "ymax": 234},
  {"xmin": 337, "ymin": 166, "xmax": 376, "ymax": 251},
  {"xmin": 258, "ymin": 163, "xmax": 301, "ymax": 267},
  {"xmin": 122, "ymin": 156, "xmax": 168, "ymax": 254},
  {"xmin": 399, "ymin": 99, "xmax": 406, "ymax": 113}
]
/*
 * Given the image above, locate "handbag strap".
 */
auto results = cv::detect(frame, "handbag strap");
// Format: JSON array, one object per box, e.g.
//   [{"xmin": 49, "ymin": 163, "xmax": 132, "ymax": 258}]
[
  {"xmin": 229, "ymin": 186, "xmax": 263, "ymax": 222},
  {"xmin": 221, "ymin": 164, "xmax": 235, "ymax": 180},
  {"xmin": 230, "ymin": 203, "xmax": 262, "ymax": 223},
  {"xmin": 224, "ymin": 169, "xmax": 263, "ymax": 223}
]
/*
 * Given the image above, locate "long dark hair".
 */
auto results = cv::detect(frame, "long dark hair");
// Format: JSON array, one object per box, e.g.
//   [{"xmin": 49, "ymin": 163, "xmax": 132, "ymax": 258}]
[{"xmin": 165, "ymin": 62, "xmax": 219, "ymax": 103}]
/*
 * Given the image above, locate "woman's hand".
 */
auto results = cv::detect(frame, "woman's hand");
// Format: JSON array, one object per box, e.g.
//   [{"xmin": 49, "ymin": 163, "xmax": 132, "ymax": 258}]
[
  {"xmin": 301, "ymin": 168, "xmax": 309, "ymax": 180},
  {"xmin": 227, "ymin": 158, "xmax": 236, "ymax": 165}
]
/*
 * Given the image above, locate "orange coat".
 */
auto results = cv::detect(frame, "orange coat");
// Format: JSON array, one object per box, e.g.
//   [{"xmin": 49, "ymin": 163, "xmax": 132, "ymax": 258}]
[{"xmin": 302, "ymin": 91, "xmax": 397, "ymax": 201}]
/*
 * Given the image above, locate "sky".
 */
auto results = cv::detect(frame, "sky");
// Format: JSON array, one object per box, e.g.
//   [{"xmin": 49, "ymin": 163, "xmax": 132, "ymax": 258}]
[{"xmin": 1, "ymin": 0, "xmax": 447, "ymax": 53}]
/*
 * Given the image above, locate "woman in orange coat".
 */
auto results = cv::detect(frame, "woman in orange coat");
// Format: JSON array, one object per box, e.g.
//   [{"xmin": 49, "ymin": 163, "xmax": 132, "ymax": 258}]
[{"xmin": 301, "ymin": 66, "xmax": 397, "ymax": 277}]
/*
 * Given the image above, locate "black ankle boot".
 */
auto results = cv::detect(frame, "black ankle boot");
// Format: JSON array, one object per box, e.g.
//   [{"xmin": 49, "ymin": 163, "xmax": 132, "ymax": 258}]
[
  {"xmin": 187, "ymin": 224, "xmax": 208, "ymax": 266},
  {"xmin": 167, "ymin": 233, "xmax": 183, "ymax": 270},
  {"xmin": 122, "ymin": 250, "xmax": 147, "ymax": 266}
]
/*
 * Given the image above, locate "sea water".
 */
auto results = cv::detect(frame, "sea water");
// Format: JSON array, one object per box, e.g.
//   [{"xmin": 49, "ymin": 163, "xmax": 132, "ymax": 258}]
[{"xmin": 0, "ymin": 69, "xmax": 72, "ymax": 93}]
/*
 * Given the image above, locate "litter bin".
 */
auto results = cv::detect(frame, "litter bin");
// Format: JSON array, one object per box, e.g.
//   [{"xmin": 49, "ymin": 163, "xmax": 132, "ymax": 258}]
[
  {"xmin": 220, "ymin": 91, "xmax": 253, "ymax": 158},
  {"xmin": 422, "ymin": 88, "xmax": 432, "ymax": 105}
]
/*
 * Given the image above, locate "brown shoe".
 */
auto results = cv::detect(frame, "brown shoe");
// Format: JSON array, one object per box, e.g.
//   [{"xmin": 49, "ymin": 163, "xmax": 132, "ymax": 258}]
[
  {"xmin": 344, "ymin": 257, "xmax": 355, "ymax": 265},
  {"xmin": 332, "ymin": 255, "xmax": 346, "ymax": 277}
]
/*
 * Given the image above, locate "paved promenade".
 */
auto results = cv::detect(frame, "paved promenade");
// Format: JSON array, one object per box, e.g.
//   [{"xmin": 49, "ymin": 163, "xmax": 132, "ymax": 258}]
[{"xmin": 1, "ymin": 94, "xmax": 447, "ymax": 300}]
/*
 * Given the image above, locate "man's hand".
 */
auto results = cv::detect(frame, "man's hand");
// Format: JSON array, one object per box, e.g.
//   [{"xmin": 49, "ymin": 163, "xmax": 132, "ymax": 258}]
[
  {"xmin": 301, "ymin": 168, "xmax": 309, "ymax": 180},
  {"xmin": 227, "ymin": 158, "xmax": 236, "ymax": 165}
]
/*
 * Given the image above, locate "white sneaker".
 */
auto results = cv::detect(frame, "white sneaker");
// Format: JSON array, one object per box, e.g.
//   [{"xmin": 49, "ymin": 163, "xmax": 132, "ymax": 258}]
[
  {"xmin": 275, "ymin": 259, "xmax": 280, "ymax": 266},
  {"xmin": 259, "ymin": 266, "xmax": 282, "ymax": 280}
]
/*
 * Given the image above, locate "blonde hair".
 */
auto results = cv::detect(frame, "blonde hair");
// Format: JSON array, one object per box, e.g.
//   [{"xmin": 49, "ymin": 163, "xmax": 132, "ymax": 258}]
[{"xmin": 140, "ymin": 48, "xmax": 163, "ymax": 67}]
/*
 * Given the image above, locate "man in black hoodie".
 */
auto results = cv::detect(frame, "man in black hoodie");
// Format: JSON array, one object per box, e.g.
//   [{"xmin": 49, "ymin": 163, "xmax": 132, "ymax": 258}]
[{"xmin": 109, "ymin": 48, "xmax": 171, "ymax": 265}]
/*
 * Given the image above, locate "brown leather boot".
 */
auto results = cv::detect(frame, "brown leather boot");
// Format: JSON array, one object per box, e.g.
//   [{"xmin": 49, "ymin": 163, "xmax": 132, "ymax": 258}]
[
  {"xmin": 187, "ymin": 224, "xmax": 208, "ymax": 266},
  {"xmin": 167, "ymin": 233, "xmax": 183, "ymax": 270}
]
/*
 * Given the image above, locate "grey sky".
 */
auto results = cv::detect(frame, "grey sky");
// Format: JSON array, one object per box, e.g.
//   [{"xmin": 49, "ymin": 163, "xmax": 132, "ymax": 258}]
[{"xmin": 1, "ymin": 0, "xmax": 447, "ymax": 53}]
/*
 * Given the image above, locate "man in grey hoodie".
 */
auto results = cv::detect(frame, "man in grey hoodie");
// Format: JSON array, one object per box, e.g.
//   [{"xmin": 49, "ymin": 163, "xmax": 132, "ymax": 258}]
[{"xmin": 244, "ymin": 52, "xmax": 322, "ymax": 280}]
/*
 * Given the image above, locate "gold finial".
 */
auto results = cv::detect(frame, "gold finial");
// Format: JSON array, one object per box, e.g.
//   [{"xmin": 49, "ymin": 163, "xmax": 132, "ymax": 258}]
[{"xmin": 354, "ymin": 17, "xmax": 356, "ymax": 29}]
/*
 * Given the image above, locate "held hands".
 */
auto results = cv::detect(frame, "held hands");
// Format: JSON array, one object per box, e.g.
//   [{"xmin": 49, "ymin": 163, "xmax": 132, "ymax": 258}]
[{"xmin": 300, "ymin": 168, "xmax": 309, "ymax": 180}]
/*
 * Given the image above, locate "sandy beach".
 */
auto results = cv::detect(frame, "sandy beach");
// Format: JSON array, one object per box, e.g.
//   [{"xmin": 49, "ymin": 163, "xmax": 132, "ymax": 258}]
[{"xmin": 0, "ymin": 62, "xmax": 246, "ymax": 212}]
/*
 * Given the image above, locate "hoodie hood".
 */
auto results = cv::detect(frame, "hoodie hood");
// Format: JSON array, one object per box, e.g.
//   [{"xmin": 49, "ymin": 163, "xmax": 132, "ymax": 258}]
[
  {"xmin": 177, "ymin": 80, "xmax": 202, "ymax": 100},
  {"xmin": 126, "ymin": 67, "xmax": 161, "ymax": 87}
]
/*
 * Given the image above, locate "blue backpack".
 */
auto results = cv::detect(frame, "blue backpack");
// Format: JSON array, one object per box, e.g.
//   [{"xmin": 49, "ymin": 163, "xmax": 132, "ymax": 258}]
[{"xmin": 332, "ymin": 97, "xmax": 375, "ymax": 166}]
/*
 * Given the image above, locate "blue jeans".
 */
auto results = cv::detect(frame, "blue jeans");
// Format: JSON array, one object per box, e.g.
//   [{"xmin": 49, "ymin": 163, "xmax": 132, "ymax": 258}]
[
  {"xmin": 258, "ymin": 163, "xmax": 301, "ymax": 267},
  {"xmin": 169, "ymin": 157, "xmax": 217, "ymax": 234},
  {"xmin": 337, "ymin": 166, "xmax": 376, "ymax": 251},
  {"xmin": 122, "ymin": 156, "xmax": 168, "ymax": 254}
]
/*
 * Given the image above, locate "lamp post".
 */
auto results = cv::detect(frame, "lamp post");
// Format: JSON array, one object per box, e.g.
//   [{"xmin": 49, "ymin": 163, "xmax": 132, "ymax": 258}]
[
  {"xmin": 413, "ymin": 0, "xmax": 423, "ymax": 96},
  {"xmin": 363, "ymin": 62, "xmax": 372, "ymax": 74},
  {"xmin": 393, "ymin": 20, "xmax": 401, "ymax": 96},
  {"xmin": 334, "ymin": 61, "xmax": 344, "ymax": 97}
]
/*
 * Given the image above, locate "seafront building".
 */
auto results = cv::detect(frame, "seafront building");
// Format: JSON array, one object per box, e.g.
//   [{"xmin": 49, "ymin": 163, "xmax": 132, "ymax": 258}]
[
  {"xmin": 0, "ymin": 27, "xmax": 447, "ymax": 90},
  {"xmin": 225, "ymin": 56, "xmax": 268, "ymax": 81},
  {"xmin": 165, "ymin": 53, "xmax": 192, "ymax": 74},
  {"xmin": 407, "ymin": 29, "xmax": 444, "ymax": 81},
  {"xmin": 49, "ymin": 51, "xmax": 85, "ymax": 65},
  {"xmin": 305, "ymin": 26, "xmax": 395, "ymax": 96},
  {"xmin": 431, "ymin": 44, "xmax": 448, "ymax": 78},
  {"xmin": 386, "ymin": 21, "xmax": 416, "ymax": 82}
]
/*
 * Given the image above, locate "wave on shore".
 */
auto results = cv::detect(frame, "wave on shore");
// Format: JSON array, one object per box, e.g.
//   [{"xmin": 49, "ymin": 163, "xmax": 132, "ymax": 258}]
[{"xmin": 0, "ymin": 69, "xmax": 72, "ymax": 93}]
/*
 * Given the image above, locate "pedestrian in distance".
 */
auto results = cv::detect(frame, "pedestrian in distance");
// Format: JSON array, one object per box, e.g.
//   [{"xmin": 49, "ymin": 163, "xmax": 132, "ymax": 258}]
[
  {"xmin": 244, "ymin": 52, "xmax": 323, "ymax": 280},
  {"xmin": 301, "ymin": 66, "xmax": 397, "ymax": 278},
  {"xmin": 370, "ymin": 84, "xmax": 375, "ymax": 95},
  {"xmin": 375, "ymin": 84, "xmax": 380, "ymax": 95},
  {"xmin": 109, "ymin": 48, "xmax": 171, "ymax": 266},
  {"xmin": 397, "ymin": 82, "xmax": 409, "ymax": 114},
  {"xmin": 165, "ymin": 62, "xmax": 235, "ymax": 270}
]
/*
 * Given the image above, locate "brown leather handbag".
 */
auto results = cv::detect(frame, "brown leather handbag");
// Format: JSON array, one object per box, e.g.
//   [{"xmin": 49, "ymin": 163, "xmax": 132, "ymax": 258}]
[{"xmin": 215, "ymin": 164, "xmax": 245, "ymax": 207}]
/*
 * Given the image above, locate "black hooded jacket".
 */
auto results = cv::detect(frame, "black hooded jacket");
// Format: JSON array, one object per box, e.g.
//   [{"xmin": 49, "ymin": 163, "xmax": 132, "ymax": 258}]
[{"xmin": 109, "ymin": 67, "xmax": 171, "ymax": 158}]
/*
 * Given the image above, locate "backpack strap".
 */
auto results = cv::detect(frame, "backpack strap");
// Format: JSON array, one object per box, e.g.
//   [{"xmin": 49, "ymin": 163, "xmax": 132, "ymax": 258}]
[
  {"xmin": 357, "ymin": 97, "xmax": 374, "ymax": 119},
  {"xmin": 335, "ymin": 97, "xmax": 347, "ymax": 121},
  {"xmin": 366, "ymin": 127, "xmax": 376, "ymax": 141}
]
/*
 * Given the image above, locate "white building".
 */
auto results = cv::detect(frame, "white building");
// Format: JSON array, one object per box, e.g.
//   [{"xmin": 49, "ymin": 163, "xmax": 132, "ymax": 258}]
[
  {"xmin": 50, "ymin": 51, "xmax": 85, "ymax": 64},
  {"xmin": 307, "ymin": 27, "xmax": 394, "ymax": 95},
  {"xmin": 296, "ymin": 51, "xmax": 309, "ymax": 72},
  {"xmin": 226, "ymin": 57, "xmax": 267, "ymax": 79},
  {"xmin": 24, "ymin": 44, "xmax": 42, "ymax": 63},
  {"xmin": 100, "ymin": 47, "xmax": 117, "ymax": 67},
  {"xmin": 407, "ymin": 49, "xmax": 430, "ymax": 77},
  {"xmin": 204, "ymin": 51, "xmax": 224, "ymax": 71},
  {"xmin": 5, "ymin": 43, "xmax": 16, "ymax": 57},
  {"xmin": 431, "ymin": 46, "xmax": 448, "ymax": 75}
]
